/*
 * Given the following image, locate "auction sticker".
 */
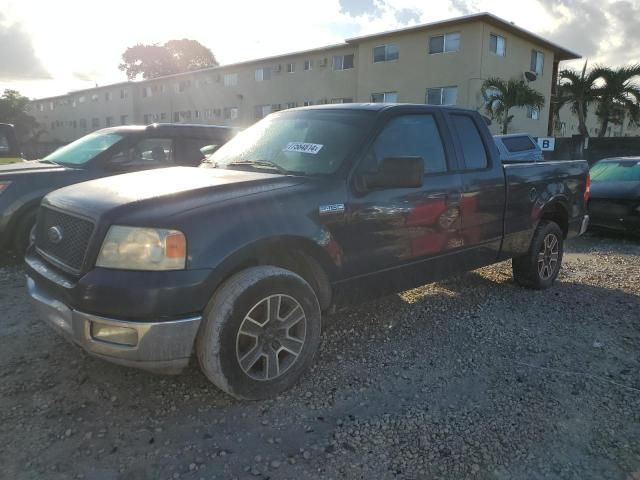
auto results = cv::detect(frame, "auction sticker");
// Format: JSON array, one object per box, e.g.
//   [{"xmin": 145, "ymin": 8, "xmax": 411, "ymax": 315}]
[{"xmin": 284, "ymin": 142, "xmax": 324, "ymax": 154}]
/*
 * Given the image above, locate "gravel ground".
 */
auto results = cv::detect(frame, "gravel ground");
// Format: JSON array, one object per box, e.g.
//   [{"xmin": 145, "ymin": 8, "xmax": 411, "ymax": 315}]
[{"xmin": 0, "ymin": 232, "xmax": 639, "ymax": 480}]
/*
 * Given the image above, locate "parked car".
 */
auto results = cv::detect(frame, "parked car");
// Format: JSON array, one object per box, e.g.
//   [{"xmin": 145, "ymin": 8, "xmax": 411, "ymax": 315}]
[
  {"xmin": 26, "ymin": 104, "xmax": 590, "ymax": 400},
  {"xmin": 0, "ymin": 123, "xmax": 23, "ymax": 165},
  {"xmin": 588, "ymin": 156, "xmax": 640, "ymax": 235},
  {"xmin": 494, "ymin": 133, "xmax": 543, "ymax": 162},
  {"xmin": 0, "ymin": 123, "xmax": 235, "ymax": 252}
]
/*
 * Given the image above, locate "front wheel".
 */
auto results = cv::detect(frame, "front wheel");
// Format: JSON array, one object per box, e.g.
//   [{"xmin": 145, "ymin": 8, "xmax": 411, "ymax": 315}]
[
  {"xmin": 512, "ymin": 220, "xmax": 564, "ymax": 289},
  {"xmin": 197, "ymin": 266, "xmax": 321, "ymax": 400}
]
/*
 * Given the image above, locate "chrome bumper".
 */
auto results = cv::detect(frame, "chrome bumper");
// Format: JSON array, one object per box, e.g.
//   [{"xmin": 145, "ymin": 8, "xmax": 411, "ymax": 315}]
[{"xmin": 27, "ymin": 276, "xmax": 202, "ymax": 373}]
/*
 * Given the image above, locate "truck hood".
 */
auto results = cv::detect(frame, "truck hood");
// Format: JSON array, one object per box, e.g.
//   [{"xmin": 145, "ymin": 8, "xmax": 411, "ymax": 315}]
[
  {"xmin": 0, "ymin": 160, "xmax": 70, "ymax": 176},
  {"xmin": 590, "ymin": 181, "xmax": 640, "ymax": 200},
  {"xmin": 43, "ymin": 166, "xmax": 304, "ymax": 220}
]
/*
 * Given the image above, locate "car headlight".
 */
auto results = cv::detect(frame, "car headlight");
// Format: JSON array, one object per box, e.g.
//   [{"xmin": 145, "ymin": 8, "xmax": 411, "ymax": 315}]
[{"xmin": 96, "ymin": 226, "xmax": 186, "ymax": 271}]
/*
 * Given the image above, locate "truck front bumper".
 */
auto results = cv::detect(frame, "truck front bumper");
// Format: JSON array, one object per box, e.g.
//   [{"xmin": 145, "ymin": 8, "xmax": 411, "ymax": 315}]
[{"xmin": 27, "ymin": 276, "xmax": 202, "ymax": 373}]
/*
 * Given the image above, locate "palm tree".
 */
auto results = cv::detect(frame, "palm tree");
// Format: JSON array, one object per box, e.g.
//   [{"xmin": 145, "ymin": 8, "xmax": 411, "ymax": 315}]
[
  {"xmin": 481, "ymin": 77, "xmax": 545, "ymax": 134},
  {"xmin": 558, "ymin": 61, "xmax": 606, "ymax": 137},
  {"xmin": 593, "ymin": 65, "xmax": 640, "ymax": 137}
]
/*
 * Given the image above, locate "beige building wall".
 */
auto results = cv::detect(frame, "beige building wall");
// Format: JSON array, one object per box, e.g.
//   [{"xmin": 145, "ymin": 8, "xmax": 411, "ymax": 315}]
[{"xmin": 29, "ymin": 13, "xmax": 579, "ymax": 144}]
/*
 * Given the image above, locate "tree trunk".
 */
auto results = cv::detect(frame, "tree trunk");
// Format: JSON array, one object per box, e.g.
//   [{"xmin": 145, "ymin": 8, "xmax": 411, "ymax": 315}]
[
  {"xmin": 598, "ymin": 116, "xmax": 609, "ymax": 137},
  {"xmin": 502, "ymin": 111, "xmax": 509, "ymax": 134},
  {"xmin": 577, "ymin": 103, "xmax": 589, "ymax": 138}
]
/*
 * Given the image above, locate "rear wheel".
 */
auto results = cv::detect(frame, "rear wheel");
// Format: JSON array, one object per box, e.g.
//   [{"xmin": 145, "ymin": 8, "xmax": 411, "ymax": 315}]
[
  {"xmin": 197, "ymin": 266, "xmax": 321, "ymax": 400},
  {"xmin": 512, "ymin": 220, "xmax": 564, "ymax": 289}
]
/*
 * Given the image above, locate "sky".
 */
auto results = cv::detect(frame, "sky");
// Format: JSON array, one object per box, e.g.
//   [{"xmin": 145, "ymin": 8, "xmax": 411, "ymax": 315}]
[{"xmin": 1, "ymin": 0, "xmax": 639, "ymax": 99}]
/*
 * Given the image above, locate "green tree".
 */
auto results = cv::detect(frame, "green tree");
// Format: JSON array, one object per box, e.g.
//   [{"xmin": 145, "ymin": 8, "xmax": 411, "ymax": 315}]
[
  {"xmin": 557, "ymin": 62, "xmax": 607, "ymax": 138},
  {"xmin": 481, "ymin": 77, "xmax": 545, "ymax": 134},
  {"xmin": 118, "ymin": 39, "xmax": 218, "ymax": 80},
  {"xmin": 593, "ymin": 65, "xmax": 640, "ymax": 137},
  {"xmin": 0, "ymin": 89, "xmax": 40, "ymax": 142}
]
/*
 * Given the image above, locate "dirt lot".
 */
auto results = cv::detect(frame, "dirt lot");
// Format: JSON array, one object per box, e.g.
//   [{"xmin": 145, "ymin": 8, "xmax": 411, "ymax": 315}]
[{"xmin": 1, "ymin": 233, "xmax": 639, "ymax": 480}]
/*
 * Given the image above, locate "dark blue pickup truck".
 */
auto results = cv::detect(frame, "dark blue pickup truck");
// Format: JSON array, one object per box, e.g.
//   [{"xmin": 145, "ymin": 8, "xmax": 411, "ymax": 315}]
[{"xmin": 26, "ymin": 104, "xmax": 590, "ymax": 400}]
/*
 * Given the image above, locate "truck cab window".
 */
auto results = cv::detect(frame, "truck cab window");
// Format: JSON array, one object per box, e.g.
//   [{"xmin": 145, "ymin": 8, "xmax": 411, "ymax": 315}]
[
  {"xmin": 109, "ymin": 138, "xmax": 174, "ymax": 168},
  {"xmin": 0, "ymin": 133, "xmax": 9, "ymax": 154},
  {"xmin": 451, "ymin": 114, "xmax": 488, "ymax": 170},
  {"xmin": 361, "ymin": 114, "xmax": 447, "ymax": 174}
]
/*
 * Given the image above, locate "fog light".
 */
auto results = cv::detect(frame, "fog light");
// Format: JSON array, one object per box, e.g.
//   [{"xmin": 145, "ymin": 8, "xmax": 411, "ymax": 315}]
[{"xmin": 91, "ymin": 322, "xmax": 138, "ymax": 346}]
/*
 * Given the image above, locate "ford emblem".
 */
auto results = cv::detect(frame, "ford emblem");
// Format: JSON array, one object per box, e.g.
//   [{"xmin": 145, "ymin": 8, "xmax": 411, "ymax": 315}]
[{"xmin": 47, "ymin": 226, "xmax": 64, "ymax": 244}]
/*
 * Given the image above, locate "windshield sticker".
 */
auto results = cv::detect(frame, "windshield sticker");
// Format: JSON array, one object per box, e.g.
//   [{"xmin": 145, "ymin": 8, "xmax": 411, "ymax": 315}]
[{"xmin": 284, "ymin": 142, "xmax": 324, "ymax": 155}]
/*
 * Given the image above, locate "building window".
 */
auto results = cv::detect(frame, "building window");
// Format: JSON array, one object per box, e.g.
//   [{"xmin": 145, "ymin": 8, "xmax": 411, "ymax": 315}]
[
  {"xmin": 160, "ymin": 112, "xmax": 167, "ymax": 121},
  {"xmin": 177, "ymin": 80, "xmax": 191, "ymax": 93},
  {"xmin": 91, "ymin": 94, "xmax": 99, "ymax": 102},
  {"xmin": 303, "ymin": 101, "xmax": 313, "ymax": 107},
  {"xmin": 330, "ymin": 98, "xmax": 353, "ymax": 104},
  {"xmin": 333, "ymin": 54, "xmax": 354, "ymax": 71},
  {"xmin": 490, "ymin": 34, "xmax": 506, "ymax": 56},
  {"xmin": 304, "ymin": 60, "xmax": 312, "ymax": 71},
  {"xmin": 371, "ymin": 92, "xmax": 398, "ymax": 103},
  {"xmin": 287, "ymin": 63, "xmax": 296, "ymax": 73},
  {"xmin": 429, "ymin": 32, "xmax": 460, "ymax": 54},
  {"xmin": 373, "ymin": 44, "xmax": 399, "ymax": 63},
  {"xmin": 105, "ymin": 116, "xmax": 113, "ymax": 127},
  {"xmin": 120, "ymin": 115, "xmax": 128, "ymax": 125},
  {"xmin": 49, "ymin": 101, "xmax": 54, "ymax": 111},
  {"xmin": 530, "ymin": 50, "xmax": 544, "ymax": 76},
  {"xmin": 286, "ymin": 102, "xmax": 298, "ymax": 109},
  {"xmin": 142, "ymin": 86, "xmax": 153, "ymax": 98},
  {"xmin": 527, "ymin": 106, "xmax": 540, "ymax": 120},
  {"xmin": 91, "ymin": 118, "xmax": 99, "ymax": 129},
  {"xmin": 105, "ymin": 92, "xmax": 113, "ymax": 101},
  {"xmin": 223, "ymin": 73, "xmax": 238, "ymax": 86},
  {"xmin": 223, "ymin": 107, "xmax": 238, "ymax": 120},
  {"xmin": 255, "ymin": 104, "xmax": 273, "ymax": 120},
  {"xmin": 255, "ymin": 67, "xmax": 272, "ymax": 81},
  {"xmin": 78, "ymin": 96, "xmax": 86, "ymax": 104},
  {"xmin": 426, "ymin": 86, "xmax": 458, "ymax": 105},
  {"xmin": 120, "ymin": 89, "xmax": 128, "ymax": 99},
  {"xmin": 79, "ymin": 119, "xmax": 87, "ymax": 129}
]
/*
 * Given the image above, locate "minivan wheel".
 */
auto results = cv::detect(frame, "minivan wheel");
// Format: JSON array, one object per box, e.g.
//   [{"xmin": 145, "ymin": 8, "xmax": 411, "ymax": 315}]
[
  {"xmin": 197, "ymin": 266, "xmax": 321, "ymax": 400},
  {"xmin": 512, "ymin": 220, "xmax": 564, "ymax": 290}
]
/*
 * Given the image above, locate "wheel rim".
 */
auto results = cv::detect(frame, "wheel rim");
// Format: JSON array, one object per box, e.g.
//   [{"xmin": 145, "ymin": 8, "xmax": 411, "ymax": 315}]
[
  {"xmin": 537, "ymin": 233, "xmax": 559, "ymax": 280},
  {"xmin": 235, "ymin": 294, "xmax": 307, "ymax": 381}
]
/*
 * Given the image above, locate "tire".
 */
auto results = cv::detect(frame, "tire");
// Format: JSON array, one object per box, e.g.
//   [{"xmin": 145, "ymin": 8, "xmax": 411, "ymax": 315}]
[
  {"xmin": 12, "ymin": 209, "xmax": 37, "ymax": 255},
  {"xmin": 512, "ymin": 220, "xmax": 564, "ymax": 290},
  {"xmin": 197, "ymin": 266, "xmax": 322, "ymax": 400}
]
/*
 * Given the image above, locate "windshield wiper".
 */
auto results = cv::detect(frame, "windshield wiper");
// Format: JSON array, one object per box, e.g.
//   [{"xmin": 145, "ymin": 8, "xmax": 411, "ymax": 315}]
[{"xmin": 226, "ymin": 160, "xmax": 304, "ymax": 176}]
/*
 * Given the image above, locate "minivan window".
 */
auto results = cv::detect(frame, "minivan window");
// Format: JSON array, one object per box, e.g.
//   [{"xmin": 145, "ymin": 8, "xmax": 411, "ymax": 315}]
[
  {"xmin": 590, "ymin": 160, "xmax": 640, "ymax": 182},
  {"xmin": 451, "ymin": 114, "xmax": 488, "ymax": 170},
  {"xmin": 43, "ymin": 132, "xmax": 124, "ymax": 166}
]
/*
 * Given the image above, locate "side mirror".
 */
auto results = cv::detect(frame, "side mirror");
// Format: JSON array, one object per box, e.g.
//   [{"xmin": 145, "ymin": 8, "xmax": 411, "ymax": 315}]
[{"xmin": 355, "ymin": 156, "xmax": 424, "ymax": 192}]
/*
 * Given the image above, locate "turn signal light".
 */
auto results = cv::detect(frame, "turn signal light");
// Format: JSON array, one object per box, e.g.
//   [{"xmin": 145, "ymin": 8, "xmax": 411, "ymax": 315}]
[{"xmin": 584, "ymin": 174, "xmax": 591, "ymax": 203}]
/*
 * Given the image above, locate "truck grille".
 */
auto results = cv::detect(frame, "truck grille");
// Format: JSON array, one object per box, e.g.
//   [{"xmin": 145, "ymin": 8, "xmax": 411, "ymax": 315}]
[{"xmin": 35, "ymin": 207, "xmax": 95, "ymax": 273}]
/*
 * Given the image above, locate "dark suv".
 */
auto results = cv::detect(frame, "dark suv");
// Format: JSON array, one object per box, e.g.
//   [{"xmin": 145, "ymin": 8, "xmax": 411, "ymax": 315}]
[{"xmin": 0, "ymin": 123, "xmax": 235, "ymax": 252}]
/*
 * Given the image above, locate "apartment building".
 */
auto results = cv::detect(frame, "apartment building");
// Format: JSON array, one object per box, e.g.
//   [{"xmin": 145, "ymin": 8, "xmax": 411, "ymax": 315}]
[{"xmin": 30, "ymin": 12, "xmax": 579, "ymax": 143}]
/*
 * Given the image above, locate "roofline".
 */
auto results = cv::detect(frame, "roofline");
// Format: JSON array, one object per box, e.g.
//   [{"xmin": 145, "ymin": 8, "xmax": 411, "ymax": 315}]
[
  {"xmin": 345, "ymin": 12, "xmax": 581, "ymax": 61},
  {"xmin": 31, "ymin": 12, "xmax": 580, "ymax": 102}
]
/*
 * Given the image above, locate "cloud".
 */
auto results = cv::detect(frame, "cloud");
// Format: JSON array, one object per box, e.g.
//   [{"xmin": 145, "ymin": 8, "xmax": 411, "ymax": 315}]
[
  {"xmin": 0, "ymin": 14, "xmax": 50, "ymax": 81},
  {"xmin": 395, "ymin": 8, "xmax": 421, "ymax": 24},
  {"xmin": 449, "ymin": 0, "xmax": 477, "ymax": 15},
  {"xmin": 339, "ymin": 0, "xmax": 383, "ymax": 17}
]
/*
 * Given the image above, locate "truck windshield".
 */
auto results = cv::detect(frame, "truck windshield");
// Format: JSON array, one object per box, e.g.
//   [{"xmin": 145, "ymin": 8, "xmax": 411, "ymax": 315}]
[
  {"xmin": 43, "ymin": 132, "xmax": 124, "ymax": 166},
  {"xmin": 590, "ymin": 160, "xmax": 640, "ymax": 182},
  {"xmin": 206, "ymin": 109, "xmax": 375, "ymax": 175}
]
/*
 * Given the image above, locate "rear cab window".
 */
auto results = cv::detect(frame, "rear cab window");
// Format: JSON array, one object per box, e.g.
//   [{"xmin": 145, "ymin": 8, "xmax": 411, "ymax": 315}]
[
  {"xmin": 501, "ymin": 135, "xmax": 536, "ymax": 153},
  {"xmin": 450, "ymin": 114, "xmax": 489, "ymax": 170}
]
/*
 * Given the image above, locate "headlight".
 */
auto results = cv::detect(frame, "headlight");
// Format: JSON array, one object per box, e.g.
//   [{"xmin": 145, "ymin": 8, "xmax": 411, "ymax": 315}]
[{"xmin": 96, "ymin": 226, "xmax": 186, "ymax": 271}]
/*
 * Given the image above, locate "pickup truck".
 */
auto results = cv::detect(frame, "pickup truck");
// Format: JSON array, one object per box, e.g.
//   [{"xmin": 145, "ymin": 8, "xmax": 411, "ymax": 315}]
[
  {"xmin": 26, "ymin": 104, "xmax": 590, "ymax": 400},
  {"xmin": 0, "ymin": 123, "xmax": 234, "ymax": 253}
]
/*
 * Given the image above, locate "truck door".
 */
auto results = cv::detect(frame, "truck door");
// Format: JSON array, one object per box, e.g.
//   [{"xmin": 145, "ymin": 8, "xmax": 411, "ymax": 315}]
[
  {"xmin": 446, "ymin": 112, "xmax": 506, "ymax": 264},
  {"xmin": 340, "ymin": 111, "xmax": 464, "ymax": 279}
]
